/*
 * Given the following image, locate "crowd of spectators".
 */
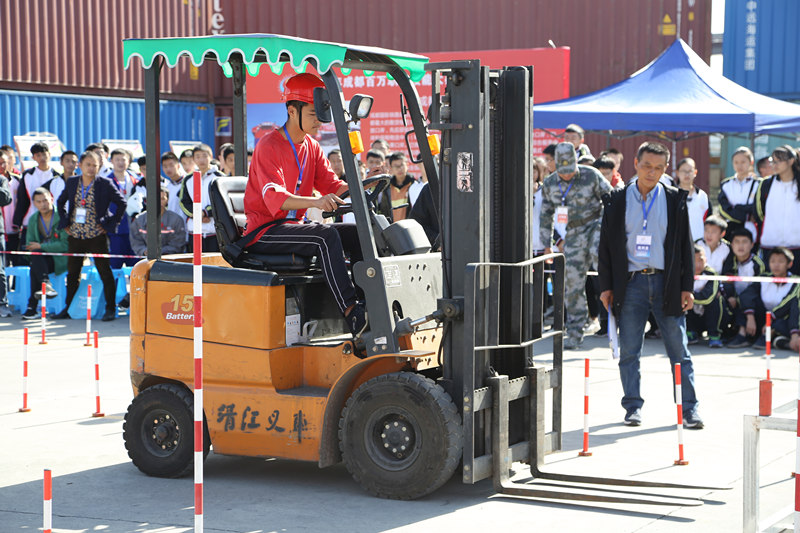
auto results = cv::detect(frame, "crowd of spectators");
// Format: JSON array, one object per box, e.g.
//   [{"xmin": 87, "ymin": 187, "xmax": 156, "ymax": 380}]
[
  {"xmin": 2, "ymin": 127, "xmax": 798, "ymax": 352},
  {"xmin": 0, "ymin": 140, "xmax": 253, "ymax": 320},
  {"xmin": 533, "ymin": 125, "xmax": 800, "ymax": 352}
]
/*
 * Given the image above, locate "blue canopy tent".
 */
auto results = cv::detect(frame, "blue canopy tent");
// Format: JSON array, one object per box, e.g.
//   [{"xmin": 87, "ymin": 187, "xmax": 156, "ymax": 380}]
[{"xmin": 533, "ymin": 39, "xmax": 800, "ymax": 135}]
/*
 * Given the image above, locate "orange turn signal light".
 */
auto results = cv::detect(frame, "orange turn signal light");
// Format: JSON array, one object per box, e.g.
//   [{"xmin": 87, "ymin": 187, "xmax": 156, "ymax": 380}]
[
  {"xmin": 349, "ymin": 131, "xmax": 364, "ymax": 155},
  {"xmin": 427, "ymin": 134, "xmax": 441, "ymax": 156}
]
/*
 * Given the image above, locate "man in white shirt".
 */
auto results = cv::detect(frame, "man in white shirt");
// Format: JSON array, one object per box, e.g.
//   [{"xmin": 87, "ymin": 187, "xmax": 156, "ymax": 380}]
[
  {"xmin": 12, "ymin": 142, "xmax": 62, "ymax": 242},
  {"xmin": 161, "ymin": 151, "xmax": 186, "ymax": 219},
  {"xmin": 178, "ymin": 144, "xmax": 224, "ymax": 252}
]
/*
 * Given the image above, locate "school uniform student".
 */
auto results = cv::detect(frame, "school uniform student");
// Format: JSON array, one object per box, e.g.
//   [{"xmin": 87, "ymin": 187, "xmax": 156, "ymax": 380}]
[
  {"xmin": 697, "ymin": 215, "xmax": 730, "ymax": 275},
  {"xmin": 754, "ymin": 145, "xmax": 800, "ymax": 276},
  {"xmin": 723, "ymin": 228, "xmax": 767, "ymax": 348},
  {"xmin": 739, "ymin": 247, "xmax": 800, "ymax": 351},
  {"xmin": 687, "ymin": 245, "xmax": 732, "ymax": 348},
  {"xmin": 718, "ymin": 146, "xmax": 759, "ymax": 239},
  {"xmin": 179, "ymin": 144, "xmax": 223, "ymax": 252}
]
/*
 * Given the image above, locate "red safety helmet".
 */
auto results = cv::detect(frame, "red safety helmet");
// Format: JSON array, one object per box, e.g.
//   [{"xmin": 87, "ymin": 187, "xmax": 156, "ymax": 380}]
[{"xmin": 283, "ymin": 73, "xmax": 325, "ymax": 105}]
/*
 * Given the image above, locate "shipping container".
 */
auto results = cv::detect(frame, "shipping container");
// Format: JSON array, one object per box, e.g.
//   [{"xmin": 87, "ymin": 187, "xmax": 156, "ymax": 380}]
[
  {"xmin": 209, "ymin": 0, "xmax": 711, "ymax": 184},
  {"xmin": 723, "ymin": 0, "xmax": 800, "ymax": 100},
  {"xmin": 0, "ymin": 0, "xmax": 213, "ymax": 100},
  {"xmin": 0, "ymin": 89, "xmax": 214, "ymax": 157},
  {"xmin": 212, "ymin": 0, "xmax": 711, "ymax": 99}
]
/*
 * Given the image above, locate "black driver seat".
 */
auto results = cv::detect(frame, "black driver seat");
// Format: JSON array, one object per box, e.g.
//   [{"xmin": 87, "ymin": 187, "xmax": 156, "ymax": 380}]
[{"xmin": 210, "ymin": 176, "xmax": 314, "ymax": 272}]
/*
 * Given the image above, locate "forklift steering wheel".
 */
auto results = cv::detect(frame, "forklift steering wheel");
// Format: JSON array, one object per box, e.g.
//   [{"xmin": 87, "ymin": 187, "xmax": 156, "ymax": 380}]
[{"xmin": 322, "ymin": 174, "xmax": 392, "ymax": 218}]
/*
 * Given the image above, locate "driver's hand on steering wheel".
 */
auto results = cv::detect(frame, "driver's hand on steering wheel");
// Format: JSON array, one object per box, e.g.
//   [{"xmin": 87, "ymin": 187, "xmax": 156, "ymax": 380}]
[{"xmin": 314, "ymin": 193, "xmax": 345, "ymax": 212}]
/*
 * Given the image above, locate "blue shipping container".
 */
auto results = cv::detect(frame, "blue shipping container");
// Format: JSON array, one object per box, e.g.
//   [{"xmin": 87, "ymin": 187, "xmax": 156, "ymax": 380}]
[
  {"xmin": 723, "ymin": 0, "xmax": 800, "ymax": 100},
  {"xmin": 0, "ymin": 89, "xmax": 214, "ymax": 158}
]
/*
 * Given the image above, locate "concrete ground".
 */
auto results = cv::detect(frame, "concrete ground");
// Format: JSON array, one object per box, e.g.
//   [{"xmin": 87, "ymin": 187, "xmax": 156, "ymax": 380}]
[{"xmin": 0, "ymin": 312, "xmax": 797, "ymax": 533}]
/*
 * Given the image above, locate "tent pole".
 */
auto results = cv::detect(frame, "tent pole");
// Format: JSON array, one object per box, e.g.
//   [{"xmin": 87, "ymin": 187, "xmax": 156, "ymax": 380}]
[{"xmin": 672, "ymin": 139, "xmax": 677, "ymax": 177}]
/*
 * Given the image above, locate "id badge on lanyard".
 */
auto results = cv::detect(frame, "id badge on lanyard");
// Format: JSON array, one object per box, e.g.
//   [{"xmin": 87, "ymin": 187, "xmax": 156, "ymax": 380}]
[
  {"xmin": 77, "ymin": 181, "xmax": 91, "ymax": 224},
  {"xmin": 635, "ymin": 186, "xmax": 659, "ymax": 258},
  {"xmin": 556, "ymin": 206, "xmax": 569, "ymax": 225}
]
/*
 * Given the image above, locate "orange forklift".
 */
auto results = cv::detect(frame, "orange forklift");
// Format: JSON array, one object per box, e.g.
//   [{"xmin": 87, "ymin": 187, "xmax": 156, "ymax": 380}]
[{"xmin": 121, "ymin": 34, "xmax": 723, "ymax": 504}]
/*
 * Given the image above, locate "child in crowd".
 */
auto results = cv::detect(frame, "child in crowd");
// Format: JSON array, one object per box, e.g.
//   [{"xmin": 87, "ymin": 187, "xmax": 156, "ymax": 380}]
[
  {"xmin": 723, "ymin": 228, "xmax": 766, "ymax": 348},
  {"xmin": 688, "ymin": 245, "xmax": 732, "ymax": 347},
  {"xmin": 674, "ymin": 157, "xmax": 709, "ymax": 242},
  {"xmin": 592, "ymin": 156, "xmax": 623, "ymax": 190},
  {"xmin": 740, "ymin": 247, "xmax": 800, "ymax": 351},
  {"xmin": 698, "ymin": 215, "xmax": 730, "ymax": 274}
]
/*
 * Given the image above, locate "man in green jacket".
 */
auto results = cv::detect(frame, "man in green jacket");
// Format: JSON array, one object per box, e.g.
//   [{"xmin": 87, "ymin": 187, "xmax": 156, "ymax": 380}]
[{"xmin": 22, "ymin": 187, "xmax": 68, "ymax": 319}]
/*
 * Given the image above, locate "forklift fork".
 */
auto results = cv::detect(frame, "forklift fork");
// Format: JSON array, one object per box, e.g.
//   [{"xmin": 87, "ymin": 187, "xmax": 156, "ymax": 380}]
[{"xmin": 488, "ymin": 370, "xmax": 730, "ymax": 506}]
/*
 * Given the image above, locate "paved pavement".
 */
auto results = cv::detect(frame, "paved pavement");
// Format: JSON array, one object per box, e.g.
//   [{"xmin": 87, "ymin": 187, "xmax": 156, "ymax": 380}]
[{"xmin": 0, "ymin": 311, "xmax": 797, "ymax": 532}]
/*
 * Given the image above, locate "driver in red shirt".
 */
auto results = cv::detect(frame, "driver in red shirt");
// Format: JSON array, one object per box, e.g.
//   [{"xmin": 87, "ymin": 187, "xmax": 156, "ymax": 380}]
[{"xmin": 244, "ymin": 73, "xmax": 367, "ymax": 337}]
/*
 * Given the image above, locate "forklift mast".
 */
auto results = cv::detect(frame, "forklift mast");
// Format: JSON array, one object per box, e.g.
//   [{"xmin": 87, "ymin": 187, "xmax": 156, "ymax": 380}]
[{"xmin": 426, "ymin": 61, "xmax": 565, "ymax": 484}]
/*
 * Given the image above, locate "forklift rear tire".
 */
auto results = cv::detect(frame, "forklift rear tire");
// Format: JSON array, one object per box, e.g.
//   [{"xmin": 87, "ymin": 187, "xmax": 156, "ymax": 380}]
[
  {"xmin": 339, "ymin": 372, "xmax": 462, "ymax": 500},
  {"xmin": 123, "ymin": 383, "xmax": 210, "ymax": 478}
]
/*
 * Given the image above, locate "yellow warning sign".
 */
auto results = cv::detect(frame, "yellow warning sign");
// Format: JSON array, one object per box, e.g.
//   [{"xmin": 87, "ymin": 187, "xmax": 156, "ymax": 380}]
[
  {"xmin": 659, "ymin": 13, "xmax": 676, "ymax": 36},
  {"xmin": 190, "ymin": 64, "xmax": 199, "ymax": 81}
]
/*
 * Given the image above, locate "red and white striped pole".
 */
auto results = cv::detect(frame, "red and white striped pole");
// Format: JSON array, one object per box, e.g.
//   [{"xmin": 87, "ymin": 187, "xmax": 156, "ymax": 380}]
[
  {"xmin": 761, "ymin": 312, "xmax": 774, "ymax": 416},
  {"xmin": 92, "ymin": 331, "xmax": 104, "ymax": 418},
  {"xmin": 795, "ymin": 346, "xmax": 800, "ymax": 532},
  {"xmin": 39, "ymin": 281, "xmax": 47, "ymax": 344},
  {"xmin": 43, "ymin": 469, "xmax": 52, "ymax": 533},
  {"xmin": 192, "ymin": 170, "xmax": 204, "ymax": 532},
  {"xmin": 19, "ymin": 328, "xmax": 31, "ymax": 412},
  {"xmin": 674, "ymin": 363, "xmax": 689, "ymax": 465},
  {"xmin": 84, "ymin": 285, "xmax": 93, "ymax": 346},
  {"xmin": 579, "ymin": 357, "xmax": 592, "ymax": 457}
]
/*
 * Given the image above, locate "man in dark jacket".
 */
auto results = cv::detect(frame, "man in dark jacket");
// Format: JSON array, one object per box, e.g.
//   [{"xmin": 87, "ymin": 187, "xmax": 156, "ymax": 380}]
[
  {"xmin": 54, "ymin": 151, "xmax": 126, "ymax": 321},
  {"xmin": 598, "ymin": 142, "xmax": 703, "ymax": 429}
]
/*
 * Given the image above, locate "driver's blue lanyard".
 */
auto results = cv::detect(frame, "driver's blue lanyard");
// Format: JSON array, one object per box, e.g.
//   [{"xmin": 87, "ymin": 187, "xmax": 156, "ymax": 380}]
[
  {"xmin": 557, "ymin": 180, "xmax": 573, "ymax": 205},
  {"xmin": 641, "ymin": 185, "xmax": 659, "ymax": 232},
  {"xmin": 284, "ymin": 125, "xmax": 307, "ymax": 220}
]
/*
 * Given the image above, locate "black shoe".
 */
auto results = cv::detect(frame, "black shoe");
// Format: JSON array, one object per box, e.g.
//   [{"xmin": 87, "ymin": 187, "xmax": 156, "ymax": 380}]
[
  {"xmin": 346, "ymin": 302, "xmax": 368, "ymax": 338},
  {"xmin": 683, "ymin": 411, "xmax": 704, "ymax": 429},
  {"xmin": 102, "ymin": 309, "xmax": 116, "ymax": 322},
  {"xmin": 118, "ymin": 293, "xmax": 130, "ymax": 309},
  {"xmin": 21, "ymin": 308, "xmax": 38, "ymax": 320},
  {"xmin": 52, "ymin": 309, "xmax": 71, "ymax": 319},
  {"xmin": 726, "ymin": 334, "xmax": 752, "ymax": 348},
  {"xmin": 624, "ymin": 408, "xmax": 642, "ymax": 426},
  {"xmin": 595, "ymin": 324, "xmax": 608, "ymax": 336},
  {"xmin": 774, "ymin": 335, "xmax": 790, "ymax": 350}
]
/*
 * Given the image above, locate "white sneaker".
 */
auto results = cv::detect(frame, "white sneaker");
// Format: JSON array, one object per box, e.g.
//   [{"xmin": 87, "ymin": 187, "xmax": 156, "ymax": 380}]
[
  {"xmin": 0, "ymin": 304, "xmax": 11, "ymax": 318},
  {"xmin": 583, "ymin": 317, "xmax": 601, "ymax": 335}
]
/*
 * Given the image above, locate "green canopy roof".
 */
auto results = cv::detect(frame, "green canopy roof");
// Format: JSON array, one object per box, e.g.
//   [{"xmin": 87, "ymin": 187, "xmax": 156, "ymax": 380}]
[{"xmin": 123, "ymin": 33, "xmax": 429, "ymax": 81}]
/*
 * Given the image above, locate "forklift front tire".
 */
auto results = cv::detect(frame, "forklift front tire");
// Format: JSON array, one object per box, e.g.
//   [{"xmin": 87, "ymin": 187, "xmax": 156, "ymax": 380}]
[
  {"xmin": 123, "ymin": 383, "xmax": 210, "ymax": 478},
  {"xmin": 339, "ymin": 372, "xmax": 462, "ymax": 500}
]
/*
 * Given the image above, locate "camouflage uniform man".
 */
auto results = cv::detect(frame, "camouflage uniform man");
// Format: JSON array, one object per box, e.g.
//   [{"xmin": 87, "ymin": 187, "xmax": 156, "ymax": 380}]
[{"xmin": 540, "ymin": 143, "xmax": 612, "ymax": 349}]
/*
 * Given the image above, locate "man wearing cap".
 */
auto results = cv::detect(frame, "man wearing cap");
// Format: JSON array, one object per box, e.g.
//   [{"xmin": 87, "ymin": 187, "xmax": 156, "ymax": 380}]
[
  {"xmin": 598, "ymin": 142, "xmax": 702, "ymax": 429},
  {"xmin": 244, "ymin": 73, "xmax": 368, "ymax": 338},
  {"xmin": 540, "ymin": 142, "xmax": 612, "ymax": 349}
]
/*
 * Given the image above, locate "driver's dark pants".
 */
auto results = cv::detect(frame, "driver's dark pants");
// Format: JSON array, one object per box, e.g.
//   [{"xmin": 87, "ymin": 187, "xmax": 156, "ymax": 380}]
[{"xmin": 249, "ymin": 222, "xmax": 362, "ymax": 314}]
